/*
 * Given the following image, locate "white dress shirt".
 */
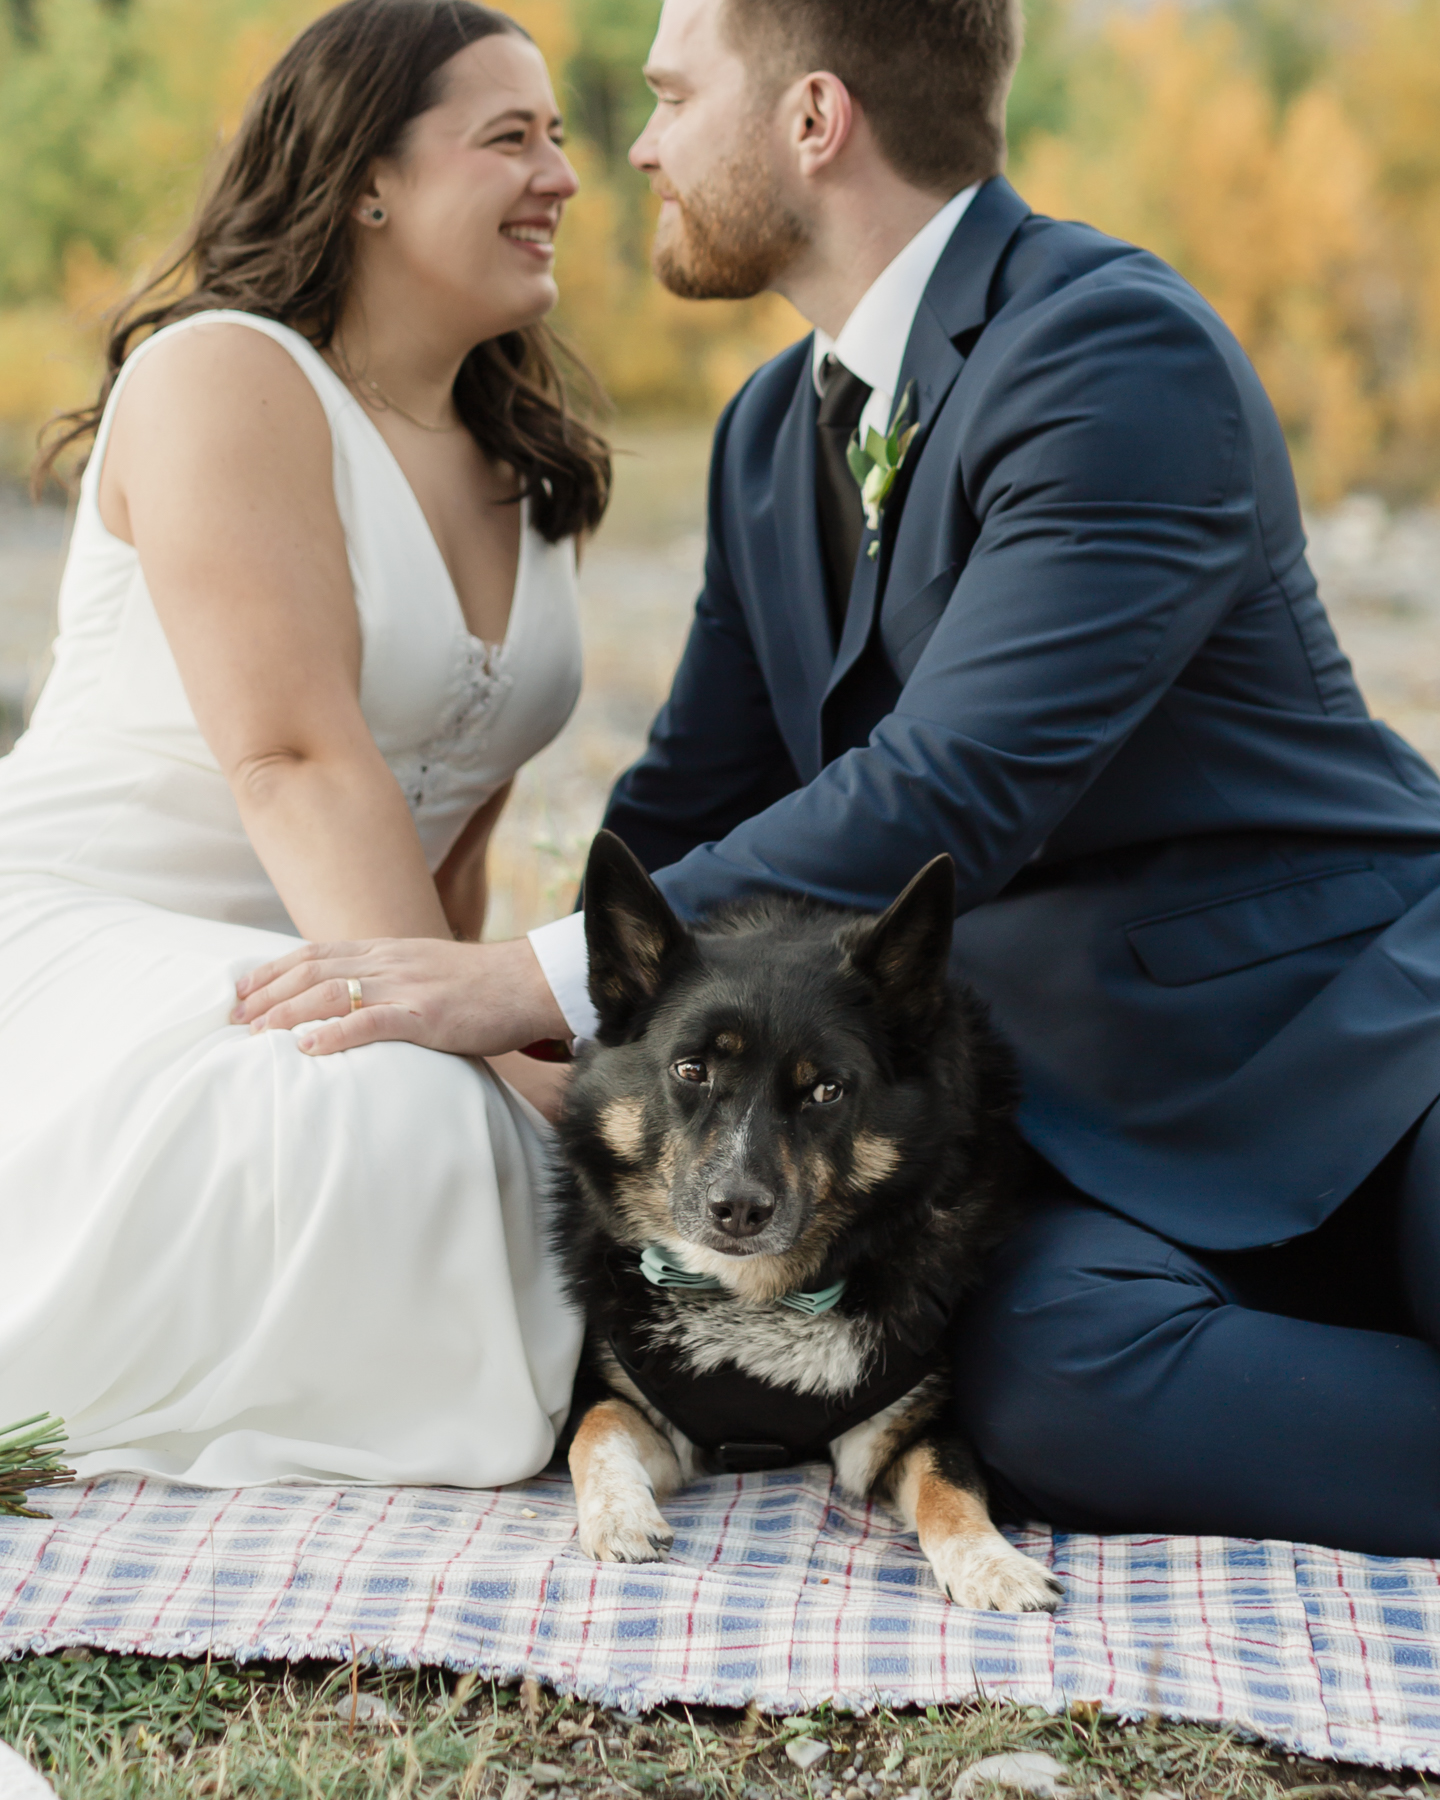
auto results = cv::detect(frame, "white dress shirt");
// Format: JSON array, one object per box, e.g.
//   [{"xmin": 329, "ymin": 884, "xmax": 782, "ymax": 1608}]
[
  {"xmin": 528, "ymin": 184, "xmax": 981, "ymax": 1041},
  {"xmin": 812, "ymin": 184, "xmax": 979, "ymax": 443}
]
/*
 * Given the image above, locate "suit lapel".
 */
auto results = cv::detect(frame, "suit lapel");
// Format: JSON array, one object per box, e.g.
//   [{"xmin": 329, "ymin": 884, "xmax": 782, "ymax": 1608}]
[
  {"xmin": 924, "ymin": 175, "xmax": 1032, "ymax": 341},
  {"xmin": 821, "ymin": 177, "xmax": 1033, "ymax": 707}
]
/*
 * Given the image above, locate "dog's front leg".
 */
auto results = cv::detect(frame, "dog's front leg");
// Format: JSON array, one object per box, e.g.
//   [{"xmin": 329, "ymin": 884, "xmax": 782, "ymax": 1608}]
[
  {"xmin": 832, "ymin": 1393, "xmax": 1061, "ymax": 1612},
  {"xmin": 569, "ymin": 1398, "xmax": 682, "ymax": 1564},
  {"xmin": 887, "ymin": 1435, "xmax": 1062, "ymax": 1614}
]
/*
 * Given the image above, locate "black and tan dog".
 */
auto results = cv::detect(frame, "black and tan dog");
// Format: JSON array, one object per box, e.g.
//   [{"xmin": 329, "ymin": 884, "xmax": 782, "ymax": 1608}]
[{"xmin": 552, "ymin": 831, "xmax": 1062, "ymax": 1614}]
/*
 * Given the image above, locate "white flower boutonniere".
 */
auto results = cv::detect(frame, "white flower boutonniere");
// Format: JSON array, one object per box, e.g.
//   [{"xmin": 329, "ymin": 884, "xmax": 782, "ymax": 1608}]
[{"xmin": 846, "ymin": 380, "xmax": 920, "ymax": 559}]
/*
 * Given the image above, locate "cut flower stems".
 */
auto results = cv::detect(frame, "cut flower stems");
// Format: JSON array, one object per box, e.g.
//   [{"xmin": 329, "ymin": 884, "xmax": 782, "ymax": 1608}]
[{"xmin": 0, "ymin": 1412, "xmax": 74, "ymax": 1518}]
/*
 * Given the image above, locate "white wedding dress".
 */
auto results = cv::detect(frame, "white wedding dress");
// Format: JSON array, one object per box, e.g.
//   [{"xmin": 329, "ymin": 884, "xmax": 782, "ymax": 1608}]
[{"xmin": 0, "ymin": 310, "xmax": 586, "ymax": 1487}]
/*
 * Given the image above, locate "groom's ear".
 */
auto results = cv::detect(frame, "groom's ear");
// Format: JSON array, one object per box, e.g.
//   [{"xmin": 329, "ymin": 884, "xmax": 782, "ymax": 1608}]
[{"xmin": 583, "ymin": 831, "xmax": 694, "ymax": 1037}]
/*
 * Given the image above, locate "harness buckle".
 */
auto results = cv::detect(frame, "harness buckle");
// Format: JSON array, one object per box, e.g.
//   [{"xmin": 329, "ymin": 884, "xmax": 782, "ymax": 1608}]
[{"xmin": 715, "ymin": 1442, "xmax": 793, "ymax": 1473}]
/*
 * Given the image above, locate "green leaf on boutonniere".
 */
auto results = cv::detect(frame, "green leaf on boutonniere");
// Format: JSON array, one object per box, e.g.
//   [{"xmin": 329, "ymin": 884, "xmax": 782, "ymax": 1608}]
[
  {"xmin": 846, "ymin": 381, "xmax": 921, "ymax": 559},
  {"xmin": 1, "ymin": 1413, "xmax": 75, "ymax": 1518}
]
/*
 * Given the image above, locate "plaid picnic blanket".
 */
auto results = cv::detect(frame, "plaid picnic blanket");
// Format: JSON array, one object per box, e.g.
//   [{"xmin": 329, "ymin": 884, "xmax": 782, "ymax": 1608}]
[{"xmin": 2, "ymin": 1469, "xmax": 1439, "ymax": 1774}]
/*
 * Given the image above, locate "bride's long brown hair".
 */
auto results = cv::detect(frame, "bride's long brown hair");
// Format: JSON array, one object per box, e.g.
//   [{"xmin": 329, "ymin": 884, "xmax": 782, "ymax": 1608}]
[{"xmin": 37, "ymin": 0, "xmax": 610, "ymax": 542}]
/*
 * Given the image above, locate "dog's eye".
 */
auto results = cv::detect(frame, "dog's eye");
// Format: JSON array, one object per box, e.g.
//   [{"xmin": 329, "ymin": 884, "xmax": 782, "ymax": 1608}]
[
  {"xmin": 808, "ymin": 1080, "xmax": 844, "ymax": 1106},
  {"xmin": 671, "ymin": 1059, "xmax": 709, "ymax": 1084}
]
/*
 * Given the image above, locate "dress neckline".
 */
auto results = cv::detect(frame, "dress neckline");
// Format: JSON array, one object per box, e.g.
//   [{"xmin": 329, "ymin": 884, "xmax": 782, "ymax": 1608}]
[
  {"xmin": 315, "ymin": 355, "xmax": 532, "ymax": 662},
  {"xmin": 88, "ymin": 310, "xmax": 533, "ymax": 665}
]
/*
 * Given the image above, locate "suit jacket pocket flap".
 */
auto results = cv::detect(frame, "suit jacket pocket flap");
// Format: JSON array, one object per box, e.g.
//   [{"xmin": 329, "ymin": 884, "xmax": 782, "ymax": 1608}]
[{"xmin": 1126, "ymin": 866, "xmax": 1406, "ymax": 987}]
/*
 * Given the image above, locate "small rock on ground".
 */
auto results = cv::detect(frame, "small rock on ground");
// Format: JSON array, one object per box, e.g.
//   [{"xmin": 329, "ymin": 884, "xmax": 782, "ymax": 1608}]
[
  {"xmin": 952, "ymin": 1751, "xmax": 1072, "ymax": 1798},
  {"xmin": 336, "ymin": 1692, "xmax": 402, "ymax": 1726},
  {"xmin": 787, "ymin": 1738, "xmax": 832, "ymax": 1772}
]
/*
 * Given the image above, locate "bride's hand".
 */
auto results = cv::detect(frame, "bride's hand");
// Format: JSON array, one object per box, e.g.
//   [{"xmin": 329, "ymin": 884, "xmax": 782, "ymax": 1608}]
[{"xmin": 231, "ymin": 935, "xmax": 569, "ymax": 1059}]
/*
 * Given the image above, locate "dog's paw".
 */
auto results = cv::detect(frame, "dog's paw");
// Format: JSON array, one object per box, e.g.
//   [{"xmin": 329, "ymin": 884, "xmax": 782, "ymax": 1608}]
[
  {"xmin": 578, "ymin": 1493, "xmax": 676, "ymax": 1564},
  {"xmin": 928, "ymin": 1533, "xmax": 1063, "ymax": 1613}
]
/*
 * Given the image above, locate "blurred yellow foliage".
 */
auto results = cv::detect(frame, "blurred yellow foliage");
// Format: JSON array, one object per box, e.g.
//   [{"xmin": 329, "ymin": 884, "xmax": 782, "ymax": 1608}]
[
  {"xmin": 3, "ymin": 0, "xmax": 1440, "ymax": 502},
  {"xmin": 1010, "ymin": 0, "xmax": 1440, "ymax": 502},
  {"xmin": 1340, "ymin": 0, "xmax": 1440, "ymax": 496},
  {"xmin": 0, "ymin": 0, "xmax": 328, "ymax": 467}
]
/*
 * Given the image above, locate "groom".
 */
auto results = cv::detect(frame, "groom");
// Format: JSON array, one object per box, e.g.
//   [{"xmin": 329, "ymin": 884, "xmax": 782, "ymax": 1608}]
[
  {"xmin": 262, "ymin": 0, "xmax": 1440, "ymax": 1549},
  {"xmin": 538, "ymin": 0, "xmax": 1440, "ymax": 1554}
]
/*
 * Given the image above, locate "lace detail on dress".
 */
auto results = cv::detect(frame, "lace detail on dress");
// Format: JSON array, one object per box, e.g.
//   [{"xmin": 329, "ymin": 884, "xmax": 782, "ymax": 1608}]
[{"xmin": 390, "ymin": 634, "xmax": 515, "ymax": 817}]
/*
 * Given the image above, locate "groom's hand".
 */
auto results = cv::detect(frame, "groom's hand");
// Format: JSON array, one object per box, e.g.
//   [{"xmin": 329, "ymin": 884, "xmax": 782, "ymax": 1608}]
[{"xmin": 231, "ymin": 935, "xmax": 570, "ymax": 1059}]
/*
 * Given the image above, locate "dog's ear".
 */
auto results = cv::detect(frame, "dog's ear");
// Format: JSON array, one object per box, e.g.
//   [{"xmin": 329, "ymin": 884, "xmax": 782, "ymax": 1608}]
[
  {"xmin": 583, "ymin": 830, "xmax": 693, "ymax": 1033},
  {"xmin": 844, "ymin": 855, "xmax": 956, "ymax": 1037}
]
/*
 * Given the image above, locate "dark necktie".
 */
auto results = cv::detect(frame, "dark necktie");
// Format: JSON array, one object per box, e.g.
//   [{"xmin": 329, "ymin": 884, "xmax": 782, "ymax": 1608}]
[{"xmin": 814, "ymin": 354, "xmax": 873, "ymax": 639}]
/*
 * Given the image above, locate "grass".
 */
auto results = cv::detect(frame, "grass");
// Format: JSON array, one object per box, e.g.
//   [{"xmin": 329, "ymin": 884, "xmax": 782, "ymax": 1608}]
[{"xmin": 0, "ymin": 1654, "xmax": 1430, "ymax": 1800}]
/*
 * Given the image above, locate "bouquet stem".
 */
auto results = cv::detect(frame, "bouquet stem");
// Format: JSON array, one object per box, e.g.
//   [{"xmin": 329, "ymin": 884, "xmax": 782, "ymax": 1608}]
[{"xmin": 0, "ymin": 1414, "xmax": 75, "ymax": 1519}]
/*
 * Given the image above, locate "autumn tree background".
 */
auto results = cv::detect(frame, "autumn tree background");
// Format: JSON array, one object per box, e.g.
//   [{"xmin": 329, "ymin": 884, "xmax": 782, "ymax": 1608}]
[{"xmin": 2, "ymin": 0, "xmax": 1439, "ymax": 507}]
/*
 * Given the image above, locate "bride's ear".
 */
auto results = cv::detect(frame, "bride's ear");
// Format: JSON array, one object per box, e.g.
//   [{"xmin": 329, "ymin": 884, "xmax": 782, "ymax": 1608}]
[
  {"xmin": 352, "ymin": 168, "xmax": 388, "ymax": 228},
  {"xmin": 582, "ymin": 831, "xmax": 694, "ymax": 1036}
]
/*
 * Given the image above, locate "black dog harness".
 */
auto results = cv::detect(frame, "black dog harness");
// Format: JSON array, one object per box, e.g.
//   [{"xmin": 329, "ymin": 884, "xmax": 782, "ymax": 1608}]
[{"xmin": 603, "ymin": 1253, "xmax": 952, "ymax": 1474}]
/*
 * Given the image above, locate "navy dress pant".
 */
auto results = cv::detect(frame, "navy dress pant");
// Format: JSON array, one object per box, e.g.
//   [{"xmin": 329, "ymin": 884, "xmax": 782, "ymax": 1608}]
[{"xmin": 950, "ymin": 1105, "xmax": 1440, "ymax": 1556}]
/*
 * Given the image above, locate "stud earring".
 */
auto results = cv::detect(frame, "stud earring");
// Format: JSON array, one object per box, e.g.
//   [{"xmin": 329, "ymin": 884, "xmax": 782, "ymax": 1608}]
[{"xmin": 367, "ymin": 206, "xmax": 385, "ymax": 224}]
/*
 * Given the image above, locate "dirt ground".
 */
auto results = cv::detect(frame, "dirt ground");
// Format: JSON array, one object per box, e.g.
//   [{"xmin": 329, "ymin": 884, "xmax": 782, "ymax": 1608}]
[{"xmin": 2, "ymin": 438, "xmax": 1439, "ymax": 938}]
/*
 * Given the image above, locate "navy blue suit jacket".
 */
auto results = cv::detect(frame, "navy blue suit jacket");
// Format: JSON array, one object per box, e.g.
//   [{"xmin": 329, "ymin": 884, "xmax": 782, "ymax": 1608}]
[{"xmin": 602, "ymin": 176, "xmax": 1440, "ymax": 1249}]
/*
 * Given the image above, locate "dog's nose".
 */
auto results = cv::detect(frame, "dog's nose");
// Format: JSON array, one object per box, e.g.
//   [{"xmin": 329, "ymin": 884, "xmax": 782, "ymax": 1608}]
[{"xmin": 707, "ymin": 1182, "xmax": 775, "ymax": 1239}]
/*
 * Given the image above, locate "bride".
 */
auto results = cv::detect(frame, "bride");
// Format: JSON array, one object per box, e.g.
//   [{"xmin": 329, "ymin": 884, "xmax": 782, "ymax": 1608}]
[{"xmin": 0, "ymin": 0, "xmax": 605, "ymax": 1487}]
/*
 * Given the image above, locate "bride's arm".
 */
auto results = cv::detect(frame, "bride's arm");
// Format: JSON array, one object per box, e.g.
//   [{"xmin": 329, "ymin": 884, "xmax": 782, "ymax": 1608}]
[{"xmin": 102, "ymin": 322, "xmax": 453, "ymax": 945}]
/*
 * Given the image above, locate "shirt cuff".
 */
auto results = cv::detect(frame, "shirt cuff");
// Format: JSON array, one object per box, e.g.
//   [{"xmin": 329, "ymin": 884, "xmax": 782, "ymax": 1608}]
[{"xmin": 527, "ymin": 910, "xmax": 598, "ymax": 1043}]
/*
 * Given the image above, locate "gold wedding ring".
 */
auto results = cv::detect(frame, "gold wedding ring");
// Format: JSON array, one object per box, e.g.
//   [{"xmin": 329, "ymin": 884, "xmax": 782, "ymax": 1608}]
[{"xmin": 346, "ymin": 978, "xmax": 363, "ymax": 1013}]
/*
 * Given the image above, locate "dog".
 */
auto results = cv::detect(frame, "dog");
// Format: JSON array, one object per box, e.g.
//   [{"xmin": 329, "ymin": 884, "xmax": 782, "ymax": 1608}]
[{"xmin": 551, "ymin": 830, "xmax": 1062, "ymax": 1614}]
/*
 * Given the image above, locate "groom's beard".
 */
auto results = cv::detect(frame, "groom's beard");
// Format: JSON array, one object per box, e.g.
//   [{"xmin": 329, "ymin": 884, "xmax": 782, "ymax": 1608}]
[{"xmin": 652, "ymin": 148, "xmax": 808, "ymax": 301}]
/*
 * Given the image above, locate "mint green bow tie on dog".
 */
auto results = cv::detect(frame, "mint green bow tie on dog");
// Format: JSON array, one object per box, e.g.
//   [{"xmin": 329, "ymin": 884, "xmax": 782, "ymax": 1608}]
[{"xmin": 639, "ymin": 1245, "xmax": 847, "ymax": 1317}]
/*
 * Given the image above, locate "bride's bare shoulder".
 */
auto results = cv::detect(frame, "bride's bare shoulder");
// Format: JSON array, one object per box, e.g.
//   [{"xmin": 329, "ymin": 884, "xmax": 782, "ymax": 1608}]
[
  {"xmin": 100, "ymin": 317, "xmax": 335, "ymax": 540},
  {"xmin": 113, "ymin": 317, "xmax": 329, "ymax": 443}
]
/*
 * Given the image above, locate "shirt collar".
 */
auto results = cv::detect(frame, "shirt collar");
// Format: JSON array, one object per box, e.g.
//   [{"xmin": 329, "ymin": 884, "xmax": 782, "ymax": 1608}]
[{"xmin": 811, "ymin": 183, "xmax": 980, "ymax": 415}]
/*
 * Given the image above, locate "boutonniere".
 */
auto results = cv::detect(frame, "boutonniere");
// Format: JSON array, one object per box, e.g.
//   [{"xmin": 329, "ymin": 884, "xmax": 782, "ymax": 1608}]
[{"xmin": 846, "ymin": 380, "xmax": 920, "ymax": 559}]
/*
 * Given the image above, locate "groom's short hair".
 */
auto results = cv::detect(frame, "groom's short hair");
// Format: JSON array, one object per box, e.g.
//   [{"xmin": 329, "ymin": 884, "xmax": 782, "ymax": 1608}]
[{"xmin": 722, "ymin": 0, "xmax": 1022, "ymax": 193}]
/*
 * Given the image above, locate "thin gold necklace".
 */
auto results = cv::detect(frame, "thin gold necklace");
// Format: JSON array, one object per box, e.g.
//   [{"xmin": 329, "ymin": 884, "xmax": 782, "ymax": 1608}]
[{"xmin": 328, "ymin": 344, "xmax": 463, "ymax": 435}]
